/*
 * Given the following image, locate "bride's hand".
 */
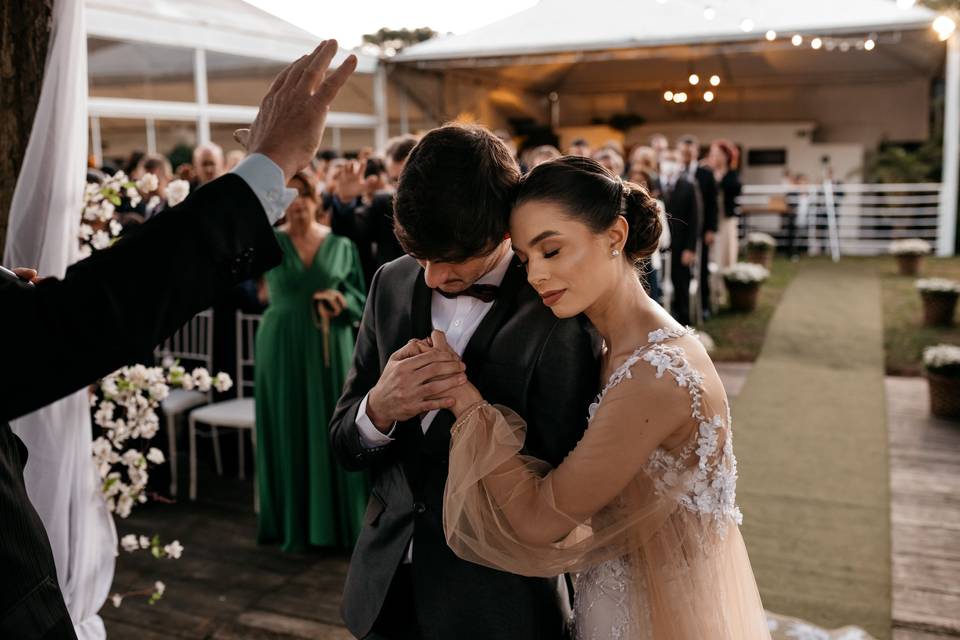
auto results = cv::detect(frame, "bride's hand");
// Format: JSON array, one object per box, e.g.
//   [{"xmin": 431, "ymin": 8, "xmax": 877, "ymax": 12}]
[{"xmin": 417, "ymin": 331, "xmax": 484, "ymax": 418}]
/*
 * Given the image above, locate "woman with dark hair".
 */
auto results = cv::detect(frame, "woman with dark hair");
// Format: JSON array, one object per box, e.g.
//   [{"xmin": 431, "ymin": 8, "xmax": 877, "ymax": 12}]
[
  {"xmin": 706, "ymin": 139, "xmax": 743, "ymax": 278},
  {"xmin": 420, "ymin": 156, "xmax": 772, "ymax": 638},
  {"xmin": 255, "ymin": 170, "xmax": 368, "ymax": 552}
]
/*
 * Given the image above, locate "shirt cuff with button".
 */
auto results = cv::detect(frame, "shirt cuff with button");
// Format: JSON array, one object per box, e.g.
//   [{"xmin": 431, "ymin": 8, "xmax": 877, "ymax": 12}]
[
  {"xmin": 230, "ymin": 153, "xmax": 297, "ymax": 225},
  {"xmin": 356, "ymin": 393, "xmax": 396, "ymax": 448}
]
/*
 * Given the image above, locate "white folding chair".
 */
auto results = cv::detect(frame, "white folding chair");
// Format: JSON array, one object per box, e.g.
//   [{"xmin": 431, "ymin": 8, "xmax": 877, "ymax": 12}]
[
  {"xmin": 188, "ymin": 312, "xmax": 260, "ymax": 511},
  {"xmin": 155, "ymin": 309, "xmax": 213, "ymax": 497}
]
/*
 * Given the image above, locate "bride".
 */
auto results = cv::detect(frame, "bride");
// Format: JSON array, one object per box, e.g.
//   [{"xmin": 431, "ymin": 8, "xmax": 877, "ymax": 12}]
[{"xmin": 416, "ymin": 156, "xmax": 771, "ymax": 639}]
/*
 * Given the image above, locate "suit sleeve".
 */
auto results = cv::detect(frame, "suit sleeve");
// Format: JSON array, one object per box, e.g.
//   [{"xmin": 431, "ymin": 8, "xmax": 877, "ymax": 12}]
[
  {"xmin": 330, "ymin": 196, "xmax": 372, "ymax": 244},
  {"xmin": 699, "ymin": 169, "xmax": 719, "ymax": 233},
  {"xmin": 329, "ymin": 265, "xmax": 394, "ymax": 471},
  {"xmin": 684, "ymin": 184, "xmax": 701, "ymax": 253},
  {"xmin": 524, "ymin": 316, "xmax": 599, "ymax": 468},
  {"xmin": 0, "ymin": 174, "xmax": 282, "ymax": 422}
]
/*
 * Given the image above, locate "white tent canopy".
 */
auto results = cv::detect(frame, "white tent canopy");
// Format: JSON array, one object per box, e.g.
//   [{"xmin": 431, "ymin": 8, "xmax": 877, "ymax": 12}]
[{"xmin": 396, "ymin": 0, "xmax": 938, "ymax": 62}]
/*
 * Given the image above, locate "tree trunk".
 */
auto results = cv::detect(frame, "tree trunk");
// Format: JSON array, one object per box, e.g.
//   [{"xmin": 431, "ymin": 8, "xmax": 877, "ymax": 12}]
[{"xmin": 0, "ymin": 0, "xmax": 53, "ymax": 257}]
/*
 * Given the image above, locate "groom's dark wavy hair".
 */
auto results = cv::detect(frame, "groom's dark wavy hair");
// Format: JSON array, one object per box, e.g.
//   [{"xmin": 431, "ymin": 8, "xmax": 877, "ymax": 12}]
[{"xmin": 393, "ymin": 123, "xmax": 520, "ymax": 263}]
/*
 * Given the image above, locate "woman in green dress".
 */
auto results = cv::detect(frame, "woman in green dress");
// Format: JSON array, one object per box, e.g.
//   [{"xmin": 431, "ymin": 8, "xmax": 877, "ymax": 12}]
[{"xmin": 255, "ymin": 171, "xmax": 368, "ymax": 552}]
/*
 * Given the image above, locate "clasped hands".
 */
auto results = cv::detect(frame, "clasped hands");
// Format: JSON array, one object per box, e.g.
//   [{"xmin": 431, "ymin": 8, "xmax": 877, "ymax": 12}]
[{"xmin": 365, "ymin": 330, "xmax": 483, "ymax": 433}]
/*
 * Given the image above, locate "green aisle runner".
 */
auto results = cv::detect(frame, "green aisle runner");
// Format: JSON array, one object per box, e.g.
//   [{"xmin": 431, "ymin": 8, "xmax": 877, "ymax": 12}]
[{"xmin": 733, "ymin": 260, "xmax": 891, "ymax": 639}]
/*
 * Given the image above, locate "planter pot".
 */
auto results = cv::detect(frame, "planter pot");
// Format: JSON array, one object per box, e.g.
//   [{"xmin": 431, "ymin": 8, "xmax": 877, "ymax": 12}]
[
  {"xmin": 920, "ymin": 291, "xmax": 959, "ymax": 327},
  {"xmin": 926, "ymin": 371, "xmax": 960, "ymax": 419},
  {"xmin": 895, "ymin": 253, "xmax": 924, "ymax": 276},
  {"xmin": 725, "ymin": 280, "xmax": 761, "ymax": 312},
  {"xmin": 745, "ymin": 247, "xmax": 774, "ymax": 270}
]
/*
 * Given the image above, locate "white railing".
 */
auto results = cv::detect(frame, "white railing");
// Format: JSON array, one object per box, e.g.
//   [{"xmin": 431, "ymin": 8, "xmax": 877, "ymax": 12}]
[{"xmin": 736, "ymin": 182, "xmax": 943, "ymax": 256}]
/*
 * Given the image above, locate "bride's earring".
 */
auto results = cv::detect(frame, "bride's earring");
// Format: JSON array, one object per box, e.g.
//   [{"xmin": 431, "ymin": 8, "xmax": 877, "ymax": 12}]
[{"xmin": 611, "ymin": 248, "xmax": 621, "ymax": 257}]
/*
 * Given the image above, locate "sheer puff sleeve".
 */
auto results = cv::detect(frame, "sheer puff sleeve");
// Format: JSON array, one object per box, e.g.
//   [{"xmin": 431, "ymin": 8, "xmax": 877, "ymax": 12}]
[{"xmin": 443, "ymin": 359, "xmax": 697, "ymax": 578}]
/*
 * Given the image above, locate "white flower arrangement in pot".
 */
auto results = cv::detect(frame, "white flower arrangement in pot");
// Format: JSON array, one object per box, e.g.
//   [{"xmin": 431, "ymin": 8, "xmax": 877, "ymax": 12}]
[
  {"xmin": 923, "ymin": 344, "xmax": 960, "ymax": 419},
  {"xmin": 889, "ymin": 238, "xmax": 932, "ymax": 276},
  {"xmin": 744, "ymin": 232, "xmax": 776, "ymax": 269},
  {"xmin": 722, "ymin": 262, "xmax": 770, "ymax": 312},
  {"xmin": 915, "ymin": 278, "xmax": 960, "ymax": 327}
]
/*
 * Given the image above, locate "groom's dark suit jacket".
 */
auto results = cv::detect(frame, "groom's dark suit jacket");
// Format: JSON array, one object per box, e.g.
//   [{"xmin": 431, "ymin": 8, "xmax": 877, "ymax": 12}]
[
  {"xmin": 0, "ymin": 174, "xmax": 281, "ymax": 640},
  {"xmin": 330, "ymin": 255, "xmax": 601, "ymax": 640}
]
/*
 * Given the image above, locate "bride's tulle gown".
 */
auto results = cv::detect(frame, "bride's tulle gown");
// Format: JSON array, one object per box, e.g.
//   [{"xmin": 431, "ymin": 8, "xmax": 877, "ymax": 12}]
[{"xmin": 443, "ymin": 326, "xmax": 771, "ymax": 639}]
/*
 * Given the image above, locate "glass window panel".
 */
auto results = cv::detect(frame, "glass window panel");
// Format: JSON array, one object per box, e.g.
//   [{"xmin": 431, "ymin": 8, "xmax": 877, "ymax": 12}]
[
  {"xmin": 97, "ymin": 117, "xmax": 147, "ymax": 171},
  {"xmin": 206, "ymin": 51, "xmax": 286, "ymax": 107},
  {"xmin": 88, "ymin": 37, "xmax": 195, "ymax": 102}
]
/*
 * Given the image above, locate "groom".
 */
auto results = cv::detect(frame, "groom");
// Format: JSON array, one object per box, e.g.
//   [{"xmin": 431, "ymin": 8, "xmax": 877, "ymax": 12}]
[{"xmin": 329, "ymin": 124, "xmax": 601, "ymax": 640}]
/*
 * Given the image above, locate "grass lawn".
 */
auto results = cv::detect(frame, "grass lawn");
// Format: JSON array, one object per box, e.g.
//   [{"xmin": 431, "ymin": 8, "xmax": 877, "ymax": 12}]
[
  {"xmin": 703, "ymin": 257, "xmax": 801, "ymax": 362},
  {"xmin": 872, "ymin": 255, "xmax": 960, "ymax": 376}
]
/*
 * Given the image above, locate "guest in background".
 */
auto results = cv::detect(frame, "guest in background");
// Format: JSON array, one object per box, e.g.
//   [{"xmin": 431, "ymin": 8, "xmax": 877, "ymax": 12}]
[
  {"xmin": 494, "ymin": 129, "xmax": 520, "ymax": 166},
  {"xmin": 568, "ymin": 137, "xmax": 592, "ymax": 157},
  {"xmin": 192, "ymin": 142, "xmax": 225, "ymax": 188},
  {"xmin": 631, "ymin": 168, "xmax": 671, "ymax": 307},
  {"xmin": 225, "ymin": 149, "xmax": 246, "ymax": 172},
  {"xmin": 594, "ymin": 147, "xmax": 625, "ymax": 178},
  {"xmin": 255, "ymin": 169, "xmax": 368, "ymax": 553},
  {"xmin": 527, "ymin": 144, "xmax": 562, "ymax": 169},
  {"xmin": 331, "ymin": 135, "xmax": 417, "ymax": 284},
  {"xmin": 141, "ymin": 153, "xmax": 174, "ymax": 221},
  {"xmin": 649, "ymin": 133, "xmax": 669, "ymax": 159},
  {"xmin": 706, "ymin": 139, "xmax": 743, "ymax": 286},
  {"xmin": 678, "ymin": 134, "xmax": 718, "ymax": 320},
  {"xmin": 629, "ymin": 145, "xmax": 660, "ymax": 184},
  {"xmin": 122, "ymin": 150, "xmax": 146, "ymax": 179},
  {"xmin": 660, "ymin": 148, "xmax": 700, "ymax": 325}
]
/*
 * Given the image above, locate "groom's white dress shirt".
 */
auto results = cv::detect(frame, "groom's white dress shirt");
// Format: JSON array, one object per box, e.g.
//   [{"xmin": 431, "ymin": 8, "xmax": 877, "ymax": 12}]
[
  {"xmin": 230, "ymin": 153, "xmax": 298, "ymax": 225},
  {"xmin": 354, "ymin": 247, "xmax": 515, "ymax": 563}
]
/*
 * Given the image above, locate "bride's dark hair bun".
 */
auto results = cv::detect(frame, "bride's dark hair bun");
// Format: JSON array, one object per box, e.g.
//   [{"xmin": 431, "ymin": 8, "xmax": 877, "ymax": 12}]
[{"xmin": 515, "ymin": 155, "xmax": 662, "ymax": 262}]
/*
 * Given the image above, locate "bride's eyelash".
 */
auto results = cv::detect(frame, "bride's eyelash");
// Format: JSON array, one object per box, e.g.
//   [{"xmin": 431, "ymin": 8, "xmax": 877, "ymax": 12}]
[{"xmin": 544, "ymin": 249, "xmax": 560, "ymax": 259}]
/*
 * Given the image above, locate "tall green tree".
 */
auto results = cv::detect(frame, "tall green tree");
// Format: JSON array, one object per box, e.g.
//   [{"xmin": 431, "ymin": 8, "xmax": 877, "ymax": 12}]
[
  {"xmin": 0, "ymin": 0, "xmax": 53, "ymax": 256},
  {"xmin": 361, "ymin": 27, "xmax": 438, "ymax": 56}
]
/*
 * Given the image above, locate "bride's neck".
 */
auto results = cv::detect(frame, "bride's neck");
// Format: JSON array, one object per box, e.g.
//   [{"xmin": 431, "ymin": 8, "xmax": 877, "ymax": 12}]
[{"xmin": 585, "ymin": 264, "xmax": 655, "ymax": 357}]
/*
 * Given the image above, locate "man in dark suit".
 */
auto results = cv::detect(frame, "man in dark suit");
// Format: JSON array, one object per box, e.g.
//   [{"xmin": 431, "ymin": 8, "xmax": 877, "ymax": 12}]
[
  {"xmin": 0, "ymin": 40, "xmax": 356, "ymax": 640},
  {"xmin": 678, "ymin": 135, "xmax": 718, "ymax": 320},
  {"xmin": 329, "ymin": 124, "xmax": 600, "ymax": 640},
  {"xmin": 659, "ymin": 148, "xmax": 701, "ymax": 326},
  {"xmin": 331, "ymin": 134, "xmax": 418, "ymax": 285}
]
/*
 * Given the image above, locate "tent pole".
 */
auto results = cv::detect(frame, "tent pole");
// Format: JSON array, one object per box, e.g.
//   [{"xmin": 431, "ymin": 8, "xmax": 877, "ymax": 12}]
[
  {"xmin": 374, "ymin": 63, "xmax": 388, "ymax": 150},
  {"xmin": 938, "ymin": 32, "xmax": 959, "ymax": 257},
  {"xmin": 194, "ymin": 48, "xmax": 211, "ymax": 145}
]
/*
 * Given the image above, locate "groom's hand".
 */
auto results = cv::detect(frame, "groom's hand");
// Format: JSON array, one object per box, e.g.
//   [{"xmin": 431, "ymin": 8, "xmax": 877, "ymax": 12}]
[
  {"xmin": 366, "ymin": 341, "xmax": 467, "ymax": 432},
  {"xmin": 235, "ymin": 40, "xmax": 357, "ymax": 182}
]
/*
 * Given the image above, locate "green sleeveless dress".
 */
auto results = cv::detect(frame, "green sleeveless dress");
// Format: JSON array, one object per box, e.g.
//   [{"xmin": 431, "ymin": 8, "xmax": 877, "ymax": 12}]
[{"xmin": 255, "ymin": 230, "xmax": 368, "ymax": 552}]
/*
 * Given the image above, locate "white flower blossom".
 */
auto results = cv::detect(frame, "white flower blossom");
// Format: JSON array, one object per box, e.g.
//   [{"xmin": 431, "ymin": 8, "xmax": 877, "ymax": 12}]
[
  {"xmin": 146, "ymin": 448, "xmax": 165, "ymax": 465},
  {"xmin": 116, "ymin": 494, "xmax": 134, "ymax": 518},
  {"xmin": 166, "ymin": 180, "xmax": 190, "ymax": 207},
  {"xmin": 146, "ymin": 195, "xmax": 162, "ymax": 212},
  {"xmin": 120, "ymin": 534, "xmax": 139, "ymax": 552},
  {"xmin": 91, "ymin": 230, "xmax": 112, "ymax": 251},
  {"xmin": 111, "ymin": 594, "xmax": 123, "ymax": 608},
  {"xmin": 78, "ymin": 244, "xmax": 92, "ymax": 260},
  {"xmin": 213, "ymin": 372, "xmax": 233, "ymax": 393},
  {"xmin": 138, "ymin": 173, "xmax": 159, "ymax": 193},
  {"xmin": 722, "ymin": 262, "xmax": 769, "ymax": 284},
  {"xmin": 191, "ymin": 368, "xmax": 212, "ymax": 392},
  {"xmin": 916, "ymin": 278, "xmax": 960, "ymax": 294},
  {"xmin": 745, "ymin": 232, "xmax": 776, "ymax": 249},
  {"xmin": 889, "ymin": 238, "xmax": 932, "ymax": 256},
  {"xmin": 163, "ymin": 540, "xmax": 184, "ymax": 559},
  {"xmin": 924, "ymin": 344, "xmax": 960, "ymax": 372},
  {"xmin": 79, "ymin": 224, "xmax": 94, "ymax": 241},
  {"xmin": 109, "ymin": 219, "xmax": 123, "ymax": 237},
  {"xmin": 154, "ymin": 581, "xmax": 166, "ymax": 596}
]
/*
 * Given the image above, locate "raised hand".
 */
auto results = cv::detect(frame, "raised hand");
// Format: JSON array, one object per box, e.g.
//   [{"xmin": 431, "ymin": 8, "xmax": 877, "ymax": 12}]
[
  {"xmin": 235, "ymin": 40, "xmax": 358, "ymax": 182},
  {"xmin": 335, "ymin": 160, "xmax": 366, "ymax": 202},
  {"xmin": 365, "ymin": 340, "xmax": 468, "ymax": 432}
]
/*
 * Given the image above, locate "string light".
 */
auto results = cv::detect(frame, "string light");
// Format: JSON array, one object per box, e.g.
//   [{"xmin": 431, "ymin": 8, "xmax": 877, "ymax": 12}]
[
  {"xmin": 689, "ymin": 73, "xmax": 700, "ymax": 85},
  {"xmin": 710, "ymin": 74, "xmax": 721, "ymax": 86},
  {"xmin": 933, "ymin": 15, "xmax": 957, "ymax": 41},
  {"xmin": 864, "ymin": 39, "xmax": 876, "ymax": 51},
  {"xmin": 664, "ymin": 90, "xmax": 674, "ymax": 101},
  {"xmin": 811, "ymin": 37, "xmax": 823, "ymax": 50},
  {"xmin": 703, "ymin": 91, "xmax": 715, "ymax": 103},
  {"xmin": 703, "ymin": 6, "xmax": 716, "ymax": 20},
  {"xmin": 792, "ymin": 34, "xmax": 803, "ymax": 46},
  {"xmin": 765, "ymin": 30, "xmax": 777, "ymax": 41},
  {"xmin": 740, "ymin": 19, "xmax": 755, "ymax": 33}
]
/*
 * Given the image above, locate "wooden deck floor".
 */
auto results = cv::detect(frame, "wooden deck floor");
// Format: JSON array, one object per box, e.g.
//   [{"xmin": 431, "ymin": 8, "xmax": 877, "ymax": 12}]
[{"xmin": 99, "ymin": 368, "xmax": 960, "ymax": 639}]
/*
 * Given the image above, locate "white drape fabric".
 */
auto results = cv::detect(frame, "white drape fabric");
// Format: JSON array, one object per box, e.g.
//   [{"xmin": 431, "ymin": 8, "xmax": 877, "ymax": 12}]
[{"xmin": 3, "ymin": 1, "xmax": 117, "ymax": 637}]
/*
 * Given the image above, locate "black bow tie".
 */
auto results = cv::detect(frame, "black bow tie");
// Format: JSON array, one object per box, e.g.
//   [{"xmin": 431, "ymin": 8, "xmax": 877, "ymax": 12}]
[{"xmin": 436, "ymin": 284, "xmax": 500, "ymax": 303}]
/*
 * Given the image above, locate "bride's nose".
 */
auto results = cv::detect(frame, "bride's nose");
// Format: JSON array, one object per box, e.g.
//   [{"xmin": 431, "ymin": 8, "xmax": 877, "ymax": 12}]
[{"xmin": 526, "ymin": 260, "xmax": 549, "ymax": 288}]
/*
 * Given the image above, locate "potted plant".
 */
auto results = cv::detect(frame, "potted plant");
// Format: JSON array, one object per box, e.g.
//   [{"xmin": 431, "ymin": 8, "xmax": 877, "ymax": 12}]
[
  {"xmin": 889, "ymin": 238, "xmax": 932, "ymax": 276},
  {"xmin": 923, "ymin": 344, "xmax": 960, "ymax": 419},
  {"xmin": 722, "ymin": 262, "xmax": 770, "ymax": 312},
  {"xmin": 916, "ymin": 278, "xmax": 960, "ymax": 327},
  {"xmin": 744, "ymin": 232, "xmax": 776, "ymax": 269}
]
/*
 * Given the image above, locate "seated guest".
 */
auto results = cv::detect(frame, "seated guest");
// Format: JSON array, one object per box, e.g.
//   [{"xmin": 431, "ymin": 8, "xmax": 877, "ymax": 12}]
[
  {"xmin": 255, "ymin": 170, "xmax": 368, "ymax": 553},
  {"xmin": 330, "ymin": 135, "xmax": 418, "ymax": 284}
]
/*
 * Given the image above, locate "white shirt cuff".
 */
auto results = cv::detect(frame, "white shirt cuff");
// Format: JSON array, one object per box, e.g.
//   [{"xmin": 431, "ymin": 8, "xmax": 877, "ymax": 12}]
[
  {"xmin": 356, "ymin": 393, "xmax": 396, "ymax": 448},
  {"xmin": 230, "ymin": 153, "xmax": 297, "ymax": 225}
]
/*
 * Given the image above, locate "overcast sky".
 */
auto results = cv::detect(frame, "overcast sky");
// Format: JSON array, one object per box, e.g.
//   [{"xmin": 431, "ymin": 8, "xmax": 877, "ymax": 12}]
[{"xmin": 243, "ymin": 1, "xmax": 539, "ymax": 49}]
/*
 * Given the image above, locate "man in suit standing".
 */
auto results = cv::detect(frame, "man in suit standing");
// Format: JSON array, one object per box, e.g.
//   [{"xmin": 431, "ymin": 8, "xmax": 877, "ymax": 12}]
[
  {"xmin": 0, "ymin": 40, "xmax": 356, "ymax": 640},
  {"xmin": 660, "ymin": 148, "xmax": 701, "ymax": 326},
  {"xmin": 331, "ymin": 134, "xmax": 418, "ymax": 285},
  {"xmin": 329, "ymin": 124, "xmax": 600, "ymax": 640},
  {"xmin": 678, "ymin": 135, "xmax": 718, "ymax": 320}
]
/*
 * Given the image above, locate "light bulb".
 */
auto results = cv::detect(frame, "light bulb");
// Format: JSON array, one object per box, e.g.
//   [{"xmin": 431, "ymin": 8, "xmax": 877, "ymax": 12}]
[
  {"xmin": 689, "ymin": 73, "xmax": 700, "ymax": 85},
  {"xmin": 664, "ymin": 90, "xmax": 674, "ymax": 101},
  {"xmin": 811, "ymin": 37, "xmax": 823, "ymax": 50},
  {"xmin": 792, "ymin": 34, "xmax": 803, "ymax": 46},
  {"xmin": 709, "ymin": 74, "xmax": 720, "ymax": 86},
  {"xmin": 864, "ymin": 39, "xmax": 876, "ymax": 51},
  {"xmin": 765, "ymin": 30, "xmax": 777, "ymax": 41},
  {"xmin": 741, "ymin": 19, "xmax": 755, "ymax": 33},
  {"xmin": 704, "ymin": 6, "xmax": 716, "ymax": 20},
  {"xmin": 933, "ymin": 15, "xmax": 957, "ymax": 41},
  {"xmin": 704, "ymin": 91, "xmax": 715, "ymax": 103}
]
